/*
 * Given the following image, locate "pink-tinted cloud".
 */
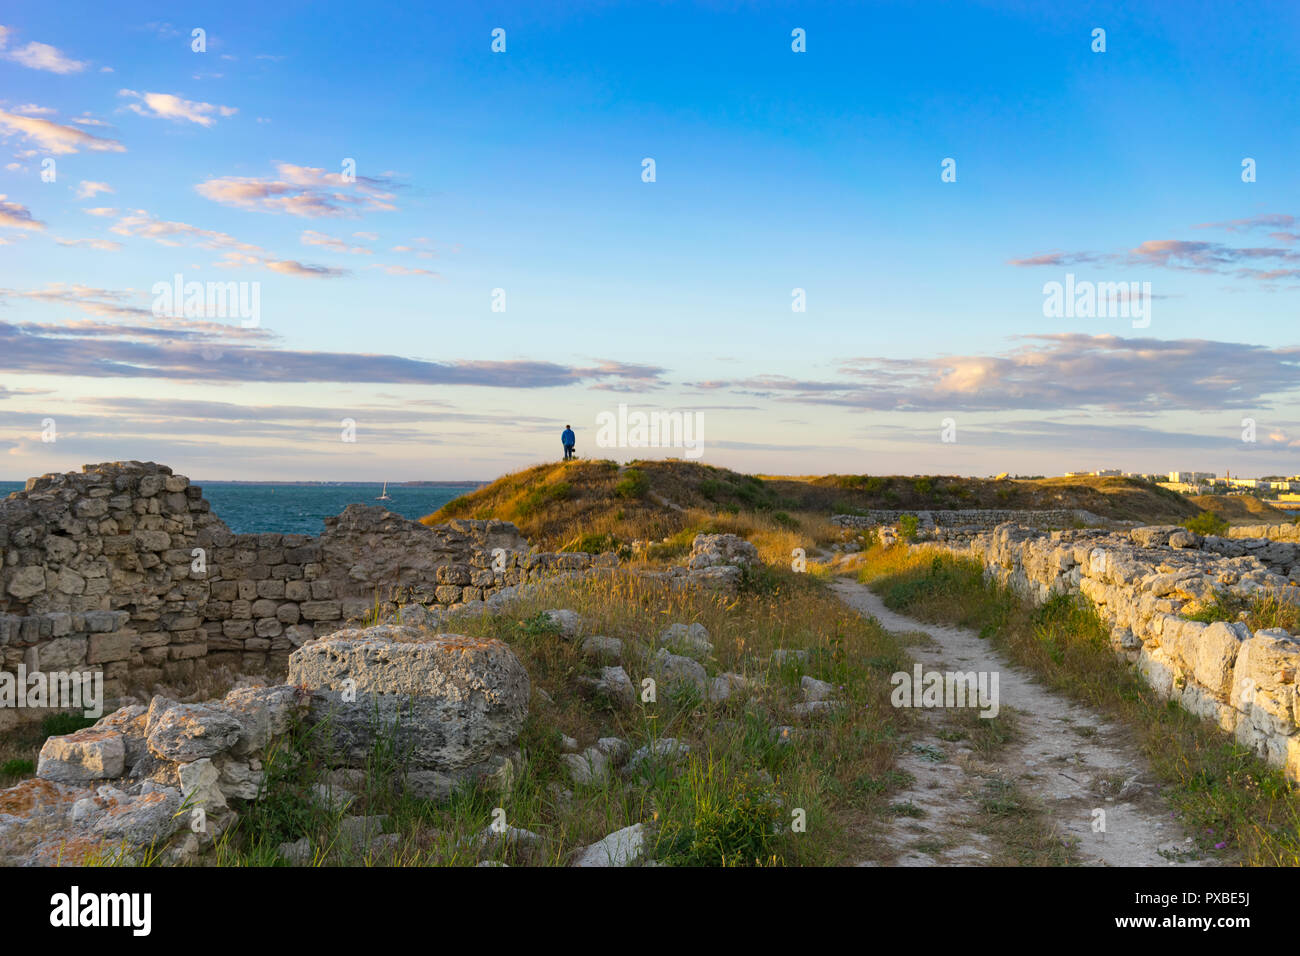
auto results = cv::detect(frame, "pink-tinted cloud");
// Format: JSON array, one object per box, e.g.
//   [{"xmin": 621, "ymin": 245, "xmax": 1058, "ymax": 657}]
[{"xmin": 196, "ymin": 163, "xmax": 398, "ymax": 217}]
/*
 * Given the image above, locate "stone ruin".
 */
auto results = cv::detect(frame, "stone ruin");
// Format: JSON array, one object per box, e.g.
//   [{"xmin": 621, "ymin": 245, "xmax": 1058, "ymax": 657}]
[
  {"xmin": 0, "ymin": 514, "xmax": 761, "ymax": 865},
  {"xmin": 1, "ymin": 625, "xmax": 534, "ymax": 866},
  {"xmin": 0, "ymin": 461, "xmax": 615, "ymax": 730}
]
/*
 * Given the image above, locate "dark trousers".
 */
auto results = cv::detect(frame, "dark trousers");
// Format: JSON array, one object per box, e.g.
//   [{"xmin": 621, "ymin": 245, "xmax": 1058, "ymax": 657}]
[{"xmin": 563, "ymin": 444, "xmax": 575, "ymax": 460}]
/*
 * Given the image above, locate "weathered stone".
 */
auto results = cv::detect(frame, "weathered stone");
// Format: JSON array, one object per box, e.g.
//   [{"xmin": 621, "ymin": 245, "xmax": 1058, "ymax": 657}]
[
  {"xmin": 653, "ymin": 648, "xmax": 709, "ymax": 695},
  {"xmin": 572, "ymin": 823, "xmax": 645, "ymax": 867},
  {"xmin": 37, "ymin": 728, "xmax": 125, "ymax": 784},
  {"xmin": 290, "ymin": 625, "xmax": 529, "ymax": 772},
  {"xmin": 543, "ymin": 608, "xmax": 582, "ymax": 639},
  {"xmin": 801, "ymin": 675, "xmax": 836, "ymax": 702},
  {"xmin": 579, "ymin": 665, "xmax": 634, "ymax": 706},
  {"xmin": 659, "ymin": 622, "xmax": 713, "ymax": 658},
  {"xmin": 91, "ymin": 786, "xmax": 183, "ymax": 846},
  {"xmin": 145, "ymin": 697, "xmax": 243, "ymax": 762},
  {"xmin": 686, "ymin": 533, "xmax": 759, "ymax": 570},
  {"xmin": 580, "ymin": 635, "xmax": 623, "ymax": 662},
  {"xmin": 6, "ymin": 566, "xmax": 46, "ymax": 600}
]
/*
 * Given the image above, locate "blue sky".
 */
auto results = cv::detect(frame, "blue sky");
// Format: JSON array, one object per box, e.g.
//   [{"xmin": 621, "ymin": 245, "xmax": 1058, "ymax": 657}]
[{"xmin": 2, "ymin": 0, "xmax": 1299, "ymax": 480}]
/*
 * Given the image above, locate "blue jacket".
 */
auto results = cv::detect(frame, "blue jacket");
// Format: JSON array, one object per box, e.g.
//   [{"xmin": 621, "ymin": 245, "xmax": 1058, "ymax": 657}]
[{"xmin": 561, "ymin": 428, "xmax": 575, "ymax": 447}]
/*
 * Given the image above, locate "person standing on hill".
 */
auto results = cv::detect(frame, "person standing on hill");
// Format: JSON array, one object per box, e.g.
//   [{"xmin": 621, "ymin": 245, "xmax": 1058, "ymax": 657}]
[{"xmin": 561, "ymin": 424, "xmax": 576, "ymax": 460}]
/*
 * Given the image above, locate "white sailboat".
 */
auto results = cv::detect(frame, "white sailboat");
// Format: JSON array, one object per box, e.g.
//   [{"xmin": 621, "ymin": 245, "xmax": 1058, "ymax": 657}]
[{"xmin": 376, "ymin": 481, "xmax": 392, "ymax": 501}]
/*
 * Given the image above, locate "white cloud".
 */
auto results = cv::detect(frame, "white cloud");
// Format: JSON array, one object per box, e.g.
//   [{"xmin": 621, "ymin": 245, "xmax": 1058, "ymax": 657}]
[
  {"xmin": 118, "ymin": 89, "xmax": 237, "ymax": 127},
  {"xmin": 0, "ymin": 110, "xmax": 126, "ymax": 154},
  {"xmin": 0, "ymin": 195, "xmax": 44, "ymax": 231},
  {"xmin": 197, "ymin": 162, "xmax": 397, "ymax": 217},
  {"xmin": 0, "ymin": 28, "xmax": 88, "ymax": 73},
  {"xmin": 109, "ymin": 209, "xmax": 261, "ymax": 252},
  {"xmin": 373, "ymin": 264, "xmax": 438, "ymax": 278},
  {"xmin": 301, "ymin": 230, "xmax": 372, "ymax": 255},
  {"xmin": 216, "ymin": 251, "xmax": 348, "ymax": 278},
  {"xmin": 54, "ymin": 237, "xmax": 123, "ymax": 251},
  {"xmin": 74, "ymin": 180, "xmax": 114, "ymax": 200}
]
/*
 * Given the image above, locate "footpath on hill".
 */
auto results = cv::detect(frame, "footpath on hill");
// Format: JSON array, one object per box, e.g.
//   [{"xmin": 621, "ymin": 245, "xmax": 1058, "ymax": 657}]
[{"xmin": 831, "ymin": 579, "xmax": 1207, "ymax": 867}]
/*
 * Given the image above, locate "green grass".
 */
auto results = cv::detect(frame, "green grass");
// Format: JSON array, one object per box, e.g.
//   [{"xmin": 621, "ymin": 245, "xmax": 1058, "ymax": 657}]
[
  {"xmin": 652, "ymin": 754, "xmax": 784, "ymax": 866},
  {"xmin": 1182, "ymin": 590, "xmax": 1299, "ymax": 634},
  {"xmin": 192, "ymin": 565, "xmax": 920, "ymax": 866}
]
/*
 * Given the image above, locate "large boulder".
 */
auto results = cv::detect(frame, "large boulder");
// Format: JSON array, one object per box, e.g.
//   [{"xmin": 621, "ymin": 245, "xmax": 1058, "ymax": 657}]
[
  {"xmin": 288, "ymin": 624, "xmax": 530, "ymax": 777},
  {"xmin": 37, "ymin": 728, "xmax": 125, "ymax": 784},
  {"xmin": 687, "ymin": 533, "xmax": 759, "ymax": 570}
]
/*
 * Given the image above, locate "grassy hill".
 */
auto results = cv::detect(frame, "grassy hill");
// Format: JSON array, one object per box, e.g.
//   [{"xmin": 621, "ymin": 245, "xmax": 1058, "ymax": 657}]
[
  {"xmin": 1189, "ymin": 494, "xmax": 1297, "ymax": 526},
  {"xmin": 423, "ymin": 460, "xmax": 1205, "ymax": 552}
]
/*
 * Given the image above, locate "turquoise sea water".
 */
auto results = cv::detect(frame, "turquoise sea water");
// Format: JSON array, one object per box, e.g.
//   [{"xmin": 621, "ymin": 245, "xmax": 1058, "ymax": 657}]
[{"xmin": 0, "ymin": 481, "xmax": 481, "ymax": 535}]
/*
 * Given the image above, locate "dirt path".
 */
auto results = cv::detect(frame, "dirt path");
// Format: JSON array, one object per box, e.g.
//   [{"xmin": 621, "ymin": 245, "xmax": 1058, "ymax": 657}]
[{"xmin": 832, "ymin": 578, "xmax": 1205, "ymax": 867}]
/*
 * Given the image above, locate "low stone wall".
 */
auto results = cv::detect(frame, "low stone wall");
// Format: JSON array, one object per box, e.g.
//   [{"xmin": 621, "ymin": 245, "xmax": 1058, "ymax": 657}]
[
  {"xmin": 1227, "ymin": 523, "xmax": 1300, "ymax": 543},
  {"xmin": 833, "ymin": 508, "xmax": 1098, "ymax": 532},
  {"xmin": 926, "ymin": 523, "xmax": 1300, "ymax": 778},
  {"xmin": 1, "ymin": 461, "xmax": 616, "ymax": 723}
]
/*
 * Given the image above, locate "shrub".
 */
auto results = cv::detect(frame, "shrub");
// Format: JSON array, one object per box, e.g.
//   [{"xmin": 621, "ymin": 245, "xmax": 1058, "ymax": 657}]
[
  {"xmin": 897, "ymin": 514, "xmax": 920, "ymax": 542},
  {"xmin": 1184, "ymin": 511, "xmax": 1229, "ymax": 536},
  {"xmin": 517, "ymin": 611, "xmax": 563, "ymax": 639},
  {"xmin": 837, "ymin": 475, "xmax": 887, "ymax": 494},
  {"xmin": 517, "ymin": 481, "xmax": 572, "ymax": 517},
  {"xmin": 614, "ymin": 468, "xmax": 649, "ymax": 499},
  {"xmin": 564, "ymin": 532, "xmax": 619, "ymax": 554},
  {"xmin": 1, "ymin": 758, "xmax": 34, "ymax": 777}
]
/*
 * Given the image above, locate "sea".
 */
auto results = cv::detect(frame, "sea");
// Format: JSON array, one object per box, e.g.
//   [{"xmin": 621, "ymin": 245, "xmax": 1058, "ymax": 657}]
[{"xmin": 0, "ymin": 481, "xmax": 483, "ymax": 535}]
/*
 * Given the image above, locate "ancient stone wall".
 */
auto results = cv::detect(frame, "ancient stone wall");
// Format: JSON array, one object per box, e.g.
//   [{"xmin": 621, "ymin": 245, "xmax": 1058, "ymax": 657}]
[
  {"xmin": 926, "ymin": 523, "xmax": 1300, "ymax": 779},
  {"xmin": 1226, "ymin": 523, "xmax": 1300, "ymax": 543},
  {"xmin": 1, "ymin": 462, "xmax": 614, "ymax": 723}
]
